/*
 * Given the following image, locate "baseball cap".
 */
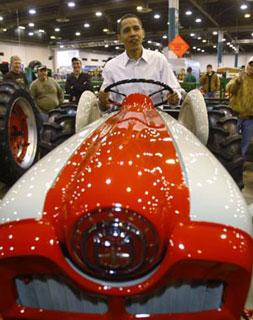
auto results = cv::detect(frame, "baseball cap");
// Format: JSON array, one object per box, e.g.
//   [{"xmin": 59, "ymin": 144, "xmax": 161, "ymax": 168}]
[
  {"xmin": 248, "ymin": 56, "xmax": 253, "ymax": 64},
  {"xmin": 37, "ymin": 65, "xmax": 47, "ymax": 71}
]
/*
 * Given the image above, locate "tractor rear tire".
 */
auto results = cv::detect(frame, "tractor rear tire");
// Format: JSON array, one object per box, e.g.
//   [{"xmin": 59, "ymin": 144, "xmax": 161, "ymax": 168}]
[
  {"xmin": 0, "ymin": 81, "xmax": 40, "ymax": 185},
  {"xmin": 207, "ymin": 104, "xmax": 244, "ymax": 188},
  {"xmin": 40, "ymin": 103, "xmax": 77, "ymax": 156}
]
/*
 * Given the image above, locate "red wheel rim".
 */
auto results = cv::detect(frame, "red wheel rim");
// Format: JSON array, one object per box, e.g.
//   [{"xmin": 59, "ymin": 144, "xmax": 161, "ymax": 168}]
[{"xmin": 8, "ymin": 103, "xmax": 29, "ymax": 164}]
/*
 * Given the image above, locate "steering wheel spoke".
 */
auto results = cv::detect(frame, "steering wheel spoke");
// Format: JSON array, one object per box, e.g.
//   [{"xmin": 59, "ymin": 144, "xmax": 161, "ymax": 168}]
[{"xmin": 104, "ymin": 79, "xmax": 173, "ymax": 108}]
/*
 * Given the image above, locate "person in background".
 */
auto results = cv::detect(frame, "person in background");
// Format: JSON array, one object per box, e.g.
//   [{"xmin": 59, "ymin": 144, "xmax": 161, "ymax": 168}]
[
  {"xmin": 30, "ymin": 65, "xmax": 64, "ymax": 122},
  {"xmin": 200, "ymin": 64, "xmax": 220, "ymax": 97},
  {"xmin": 226, "ymin": 56, "xmax": 253, "ymax": 159},
  {"xmin": 65, "ymin": 57, "xmax": 92, "ymax": 103},
  {"xmin": 239, "ymin": 65, "xmax": 245, "ymax": 77},
  {"xmin": 4, "ymin": 55, "xmax": 29, "ymax": 89},
  {"xmin": 184, "ymin": 67, "xmax": 196, "ymax": 83},
  {"xmin": 99, "ymin": 13, "xmax": 181, "ymax": 110},
  {"xmin": 177, "ymin": 68, "xmax": 186, "ymax": 82}
]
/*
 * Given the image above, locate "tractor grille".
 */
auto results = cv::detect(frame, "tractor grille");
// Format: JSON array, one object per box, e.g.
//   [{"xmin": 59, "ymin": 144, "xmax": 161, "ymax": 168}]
[
  {"xmin": 16, "ymin": 277, "xmax": 224, "ymax": 315},
  {"xmin": 126, "ymin": 280, "xmax": 224, "ymax": 314},
  {"xmin": 16, "ymin": 277, "xmax": 108, "ymax": 314}
]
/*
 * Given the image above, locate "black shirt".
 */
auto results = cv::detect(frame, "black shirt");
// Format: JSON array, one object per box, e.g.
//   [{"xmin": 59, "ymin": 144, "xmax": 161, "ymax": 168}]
[
  {"xmin": 4, "ymin": 71, "xmax": 29, "ymax": 90},
  {"xmin": 65, "ymin": 72, "xmax": 92, "ymax": 103}
]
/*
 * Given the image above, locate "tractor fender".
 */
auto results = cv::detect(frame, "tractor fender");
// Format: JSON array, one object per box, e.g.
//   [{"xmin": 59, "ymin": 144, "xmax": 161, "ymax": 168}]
[
  {"xmin": 75, "ymin": 90, "xmax": 101, "ymax": 133},
  {"xmin": 178, "ymin": 89, "xmax": 209, "ymax": 145}
]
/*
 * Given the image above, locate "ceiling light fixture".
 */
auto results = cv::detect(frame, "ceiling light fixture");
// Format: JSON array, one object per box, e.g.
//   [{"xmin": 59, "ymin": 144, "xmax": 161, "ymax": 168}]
[
  {"xmin": 103, "ymin": 28, "xmax": 109, "ymax": 32},
  {"xmin": 96, "ymin": 11, "xmax": 102, "ymax": 17},
  {"xmin": 195, "ymin": 18, "xmax": 202, "ymax": 23},
  {"xmin": 197, "ymin": 36, "xmax": 202, "ymax": 40},
  {"xmin": 202, "ymin": 39, "xmax": 207, "ymax": 43},
  {"xmin": 162, "ymin": 35, "xmax": 167, "ymax": 39},
  {"xmin": 28, "ymin": 22, "xmax": 35, "ymax": 27},
  {"xmin": 244, "ymin": 13, "xmax": 251, "ymax": 18},
  {"xmin": 240, "ymin": 4, "xmax": 248, "ymax": 10},
  {"xmin": 68, "ymin": 2, "xmax": 76, "ymax": 8},
  {"xmin": 212, "ymin": 31, "xmax": 218, "ymax": 35},
  {"xmin": 60, "ymin": 44, "xmax": 64, "ymax": 48},
  {"xmin": 3, "ymin": 28, "xmax": 7, "ymax": 32},
  {"xmin": 18, "ymin": 26, "xmax": 26, "ymax": 30},
  {"xmin": 105, "ymin": 44, "xmax": 109, "ymax": 48},
  {"xmin": 54, "ymin": 28, "xmax": 60, "ymax": 32},
  {"xmin": 28, "ymin": 32, "xmax": 34, "ymax": 36},
  {"xmin": 154, "ymin": 14, "xmax": 161, "ymax": 19},
  {"xmin": 29, "ymin": 9, "xmax": 36, "ymax": 15},
  {"xmin": 0, "ymin": 16, "xmax": 3, "ymax": 21},
  {"xmin": 213, "ymin": 45, "xmax": 217, "ymax": 48},
  {"xmin": 190, "ymin": 33, "xmax": 195, "ymax": 37},
  {"xmin": 84, "ymin": 23, "xmax": 90, "ymax": 28},
  {"xmin": 185, "ymin": 10, "xmax": 192, "ymax": 15},
  {"xmin": 116, "ymin": 46, "xmax": 120, "ymax": 49},
  {"xmin": 50, "ymin": 35, "xmax": 56, "ymax": 39},
  {"xmin": 136, "ymin": 6, "xmax": 143, "ymax": 12},
  {"xmin": 75, "ymin": 31, "xmax": 81, "ymax": 36},
  {"xmin": 38, "ymin": 29, "xmax": 45, "ymax": 33}
]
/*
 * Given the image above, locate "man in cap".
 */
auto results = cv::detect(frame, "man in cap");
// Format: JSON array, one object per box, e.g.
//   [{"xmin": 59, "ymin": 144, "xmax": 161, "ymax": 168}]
[
  {"xmin": 4, "ymin": 55, "xmax": 29, "ymax": 89},
  {"xmin": 226, "ymin": 56, "xmax": 253, "ymax": 158},
  {"xmin": 65, "ymin": 57, "xmax": 92, "ymax": 103},
  {"xmin": 30, "ymin": 65, "xmax": 64, "ymax": 122}
]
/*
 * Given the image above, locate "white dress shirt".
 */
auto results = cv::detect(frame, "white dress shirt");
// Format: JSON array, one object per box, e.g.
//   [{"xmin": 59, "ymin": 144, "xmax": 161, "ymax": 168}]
[{"xmin": 101, "ymin": 48, "xmax": 181, "ymax": 105}]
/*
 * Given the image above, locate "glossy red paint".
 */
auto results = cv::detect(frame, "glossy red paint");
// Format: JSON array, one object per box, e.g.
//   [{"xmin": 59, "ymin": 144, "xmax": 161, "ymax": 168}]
[{"xmin": 0, "ymin": 93, "xmax": 252, "ymax": 319}]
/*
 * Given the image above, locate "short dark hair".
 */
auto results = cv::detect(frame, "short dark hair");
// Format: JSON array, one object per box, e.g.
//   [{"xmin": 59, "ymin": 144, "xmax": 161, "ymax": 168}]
[
  {"xmin": 71, "ymin": 57, "xmax": 81, "ymax": 63},
  {"xmin": 187, "ymin": 67, "xmax": 192, "ymax": 73},
  {"xmin": 207, "ymin": 64, "xmax": 212, "ymax": 68},
  {"xmin": 117, "ymin": 13, "xmax": 143, "ymax": 33}
]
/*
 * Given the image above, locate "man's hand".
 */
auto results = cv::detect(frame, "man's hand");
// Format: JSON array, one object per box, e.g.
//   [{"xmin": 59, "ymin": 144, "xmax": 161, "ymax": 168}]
[
  {"xmin": 98, "ymin": 91, "xmax": 110, "ymax": 111},
  {"xmin": 167, "ymin": 91, "xmax": 179, "ymax": 105}
]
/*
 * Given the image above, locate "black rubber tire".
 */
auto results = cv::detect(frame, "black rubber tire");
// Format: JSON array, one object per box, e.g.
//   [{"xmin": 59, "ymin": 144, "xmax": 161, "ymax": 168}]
[
  {"xmin": 40, "ymin": 103, "xmax": 77, "ymax": 155},
  {"xmin": 206, "ymin": 104, "xmax": 244, "ymax": 188},
  {"xmin": 0, "ymin": 81, "xmax": 40, "ymax": 185},
  {"xmin": 28, "ymin": 60, "xmax": 42, "ymax": 70}
]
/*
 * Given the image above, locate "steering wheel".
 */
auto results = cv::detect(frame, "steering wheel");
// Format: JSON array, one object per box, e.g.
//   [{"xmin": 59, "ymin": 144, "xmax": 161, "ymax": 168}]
[{"xmin": 104, "ymin": 79, "xmax": 174, "ymax": 108}]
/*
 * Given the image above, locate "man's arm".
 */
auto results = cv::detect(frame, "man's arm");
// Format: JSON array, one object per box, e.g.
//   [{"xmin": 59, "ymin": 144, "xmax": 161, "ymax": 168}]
[
  {"xmin": 56, "ymin": 80, "xmax": 64, "ymax": 104},
  {"xmin": 65, "ymin": 75, "xmax": 72, "ymax": 95},
  {"xmin": 226, "ymin": 76, "xmax": 242, "ymax": 96}
]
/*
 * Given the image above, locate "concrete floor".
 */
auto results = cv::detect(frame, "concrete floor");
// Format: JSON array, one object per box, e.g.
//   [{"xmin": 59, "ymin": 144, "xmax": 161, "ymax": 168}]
[{"xmin": 0, "ymin": 164, "xmax": 253, "ymax": 313}]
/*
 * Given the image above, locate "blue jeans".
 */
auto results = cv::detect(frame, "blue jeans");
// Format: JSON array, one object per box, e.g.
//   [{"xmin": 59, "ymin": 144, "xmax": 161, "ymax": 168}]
[
  {"xmin": 205, "ymin": 92, "xmax": 215, "ymax": 98},
  {"xmin": 238, "ymin": 119, "xmax": 253, "ymax": 158}
]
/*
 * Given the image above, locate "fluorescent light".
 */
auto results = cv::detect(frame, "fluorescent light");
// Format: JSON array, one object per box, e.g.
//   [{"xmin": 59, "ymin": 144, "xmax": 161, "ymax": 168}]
[
  {"xmin": 38, "ymin": 29, "xmax": 45, "ymax": 33},
  {"xmin": 75, "ymin": 31, "xmax": 81, "ymax": 36},
  {"xmin": 162, "ymin": 35, "xmax": 167, "ymax": 39},
  {"xmin": 60, "ymin": 44, "xmax": 64, "ymax": 48},
  {"xmin": 201, "ymin": 49, "xmax": 205, "ymax": 52},
  {"xmin": 197, "ymin": 36, "xmax": 202, "ymax": 40},
  {"xmin": 104, "ymin": 44, "xmax": 109, "ymax": 48},
  {"xmin": 115, "ymin": 46, "xmax": 120, "ymax": 49},
  {"xmin": 197, "ymin": 48, "xmax": 201, "ymax": 51},
  {"xmin": 29, "ymin": 9, "xmax": 36, "ymax": 15},
  {"xmin": 84, "ymin": 23, "xmax": 90, "ymax": 28},
  {"xmin": 195, "ymin": 18, "xmax": 202, "ymax": 23},
  {"xmin": 213, "ymin": 45, "xmax": 217, "ymax": 48},
  {"xmin": 147, "ymin": 40, "xmax": 152, "ymax": 44},
  {"xmin": 95, "ymin": 11, "xmax": 102, "ymax": 17},
  {"xmin": 54, "ymin": 28, "xmax": 60, "ymax": 32},
  {"xmin": 136, "ymin": 6, "xmax": 143, "ymax": 12},
  {"xmin": 185, "ymin": 10, "xmax": 192, "ymax": 15},
  {"xmin": 103, "ymin": 28, "xmax": 109, "ymax": 32},
  {"xmin": 212, "ymin": 31, "xmax": 218, "ymax": 35},
  {"xmin": 202, "ymin": 39, "xmax": 207, "ymax": 43},
  {"xmin": 244, "ymin": 13, "xmax": 251, "ymax": 18},
  {"xmin": 28, "ymin": 32, "xmax": 34, "ymax": 36},
  {"xmin": 18, "ymin": 26, "xmax": 26, "ymax": 30},
  {"xmin": 28, "ymin": 22, "xmax": 34, "ymax": 27},
  {"xmin": 190, "ymin": 33, "xmax": 195, "ymax": 37},
  {"xmin": 3, "ymin": 28, "xmax": 7, "ymax": 32},
  {"xmin": 50, "ymin": 35, "xmax": 56, "ymax": 39},
  {"xmin": 68, "ymin": 2, "xmax": 75, "ymax": 8},
  {"xmin": 0, "ymin": 16, "xmax": 3, "ymax": 21},
  {"xmin": 193, "ymin": 46, "xmax": 197, "ymax": 49},
  {"xmin": 240, "ymin": 4, "xmax": 248, "ymax": 10},
  {"xmin": 154, "ymin": 14, "xmax": 160, "ymax": 19}
]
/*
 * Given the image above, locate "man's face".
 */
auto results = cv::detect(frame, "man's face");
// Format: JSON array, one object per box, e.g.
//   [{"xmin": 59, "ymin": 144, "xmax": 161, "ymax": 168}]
[
  {"xmin": 11, "ymin": 59, "xmax": 21, "ymax": 73},
  {"xmin": 72, "ymin": 60, "xmax": 82, "ymax": 74},
  {"xmin": 119, "ymin": 17, "xmax": 144, "ymax": 52},
  {"xmin": 247, "ymin": 62, "xmax": 253, "ymax": 76},
  {"xmin": 38, "ymin": 69, "xmax": 48, "ymax": 80},
  {"xmin": 207, "ymin": 66, "xmax": 212, "ymax": 73}
]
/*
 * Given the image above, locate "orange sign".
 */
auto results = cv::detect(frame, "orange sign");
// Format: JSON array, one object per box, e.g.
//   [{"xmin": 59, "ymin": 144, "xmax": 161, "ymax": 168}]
[{"xmin": 168, "ymin": 35, "xmax": 190, "ymax": 58}]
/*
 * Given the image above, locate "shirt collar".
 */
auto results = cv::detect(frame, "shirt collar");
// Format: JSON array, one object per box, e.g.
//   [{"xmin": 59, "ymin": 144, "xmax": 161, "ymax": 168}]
[{"xmin": 123, "ymin": 47, "xmax": 149, "ymax": 66}]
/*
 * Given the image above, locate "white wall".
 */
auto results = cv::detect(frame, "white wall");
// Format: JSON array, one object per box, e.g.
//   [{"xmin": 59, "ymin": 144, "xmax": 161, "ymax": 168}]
[
  {"xmin": 0, "ymin": 41, "xmax": 53, "ymax": 69},
  {"xmin": 191, "ymin": 53, "xmax": 253, "ymax": 72}
]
